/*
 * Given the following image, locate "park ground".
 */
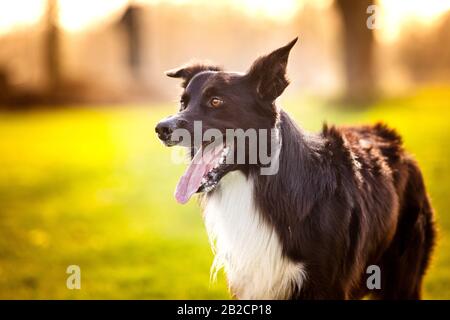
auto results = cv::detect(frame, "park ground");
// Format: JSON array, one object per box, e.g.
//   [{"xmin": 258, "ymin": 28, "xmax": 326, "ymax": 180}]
[{"xmin": 0, "ymin": 87, "xmax": 449, "ymax": 299}]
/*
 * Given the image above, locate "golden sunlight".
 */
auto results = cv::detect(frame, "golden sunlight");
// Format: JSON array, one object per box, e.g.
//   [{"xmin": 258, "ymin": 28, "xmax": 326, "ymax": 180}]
[
  {"xmin": 0, "ymin": 0, "xmax": 448, "ymax": 37},
  {"xmin": 378, "ymin": 0, "xmax": 450, "ymax": 42},
  {"xmin": 58, "ymin": 0, "xmax": 127, "ymax": 32},
  {"xmin": 234, "ymin": 0, "xmax": 303, "ymax": 20},
  {"xmin": 0, "ymin": 0, "xmax": 44, "ymax": 34}
]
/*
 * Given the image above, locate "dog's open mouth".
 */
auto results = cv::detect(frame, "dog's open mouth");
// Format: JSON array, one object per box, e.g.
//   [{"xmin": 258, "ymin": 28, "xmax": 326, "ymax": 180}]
[{"xmin": 175, "ymin": 143, "xmax": 230, "ymax": 204}]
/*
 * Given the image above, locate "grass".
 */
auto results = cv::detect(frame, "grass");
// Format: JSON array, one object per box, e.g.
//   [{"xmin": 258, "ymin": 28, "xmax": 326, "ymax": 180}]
[{"xmin": 0, "ymin": 87, "xmax": 449, "ymax": 299}]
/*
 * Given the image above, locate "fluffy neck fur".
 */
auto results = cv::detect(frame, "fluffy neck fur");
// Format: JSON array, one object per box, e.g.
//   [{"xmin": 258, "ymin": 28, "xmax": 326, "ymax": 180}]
[
  {"xmin": 203, "ymin": 171, "xmax": 306, "ymax": 299},
  {"xmin": 202, "ymin": 110, "xmax": 319, "ymax": 299}
]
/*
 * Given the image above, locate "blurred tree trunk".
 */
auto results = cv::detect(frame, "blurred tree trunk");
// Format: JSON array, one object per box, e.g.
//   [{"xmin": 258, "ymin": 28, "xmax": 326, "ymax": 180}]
[
  {"xmin": 335, "ymin": 0, "xmax": 376, "ymax": 105},
  {"xmin": 120, "ymin": 5, "xmax": 143, "ymax": 81},
  {"xmin": 0, "ymin": 69, "xmax": 10, "ymax": 105},
  {"xmin": 44, "ymin": 0, "xmax": 61, "ymax": 92}
]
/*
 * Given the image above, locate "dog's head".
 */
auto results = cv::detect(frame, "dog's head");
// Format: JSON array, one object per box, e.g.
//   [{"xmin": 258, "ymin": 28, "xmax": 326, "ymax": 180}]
[{"xmin": 155, "ymin": 38, "xmax": 297, "ymax": 203}]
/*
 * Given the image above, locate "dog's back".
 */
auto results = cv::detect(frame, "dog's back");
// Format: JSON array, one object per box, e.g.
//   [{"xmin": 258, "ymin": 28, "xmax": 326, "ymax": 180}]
[{"xmin": 317, "ymin": 122, "xmax": 436, "ymax": 299}]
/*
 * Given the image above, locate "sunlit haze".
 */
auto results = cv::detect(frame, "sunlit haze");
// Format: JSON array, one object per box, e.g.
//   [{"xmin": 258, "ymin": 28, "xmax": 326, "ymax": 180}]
[{"xmin": 0, "ymin": 0, "xmax": 449, "ymax": 42}]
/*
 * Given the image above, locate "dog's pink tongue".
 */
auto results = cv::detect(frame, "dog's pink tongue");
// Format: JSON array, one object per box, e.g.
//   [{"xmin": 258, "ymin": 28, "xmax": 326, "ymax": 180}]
[{"xmin": 175, "ymin": 145, "xmax": 222, "ymax": 204}]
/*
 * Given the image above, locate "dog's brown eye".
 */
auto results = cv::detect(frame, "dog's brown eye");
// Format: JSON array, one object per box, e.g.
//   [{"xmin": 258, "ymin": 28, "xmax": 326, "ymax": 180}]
[{"xmin": 210, "ymin": 97, "xmax": 223, "ymax": 108}]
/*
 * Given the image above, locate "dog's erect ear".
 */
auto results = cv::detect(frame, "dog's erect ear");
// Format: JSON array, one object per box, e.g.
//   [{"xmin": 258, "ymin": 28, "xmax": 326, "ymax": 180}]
[
  {"xmin": 246, "ymin": 37, "xmax": 298, "ymax": 101},
  {"xmin": 165, "ymin": 63, "xmax": 222, "ymax": 88}
]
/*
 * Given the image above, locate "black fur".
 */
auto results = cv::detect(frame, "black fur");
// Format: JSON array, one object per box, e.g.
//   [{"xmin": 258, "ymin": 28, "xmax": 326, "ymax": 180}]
[
  {"xmin": 251, "ymin": 114, "xmax": 436, "ymax": 299},
  {"xmin": 156, "ymin": 38, "xmax": 436, "ymax": 299}
]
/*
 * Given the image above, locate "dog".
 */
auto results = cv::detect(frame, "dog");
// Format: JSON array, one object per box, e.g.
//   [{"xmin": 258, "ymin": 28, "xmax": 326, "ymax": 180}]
[{"xmin": 155, "ymin": 38, "xmax": 436, "ymax": 299}]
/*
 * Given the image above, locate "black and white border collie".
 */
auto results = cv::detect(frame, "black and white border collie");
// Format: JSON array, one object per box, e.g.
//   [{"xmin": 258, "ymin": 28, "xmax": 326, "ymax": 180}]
[{"xmin": 155, "ymin": 38, "xmax": 436, "ymax": 299}]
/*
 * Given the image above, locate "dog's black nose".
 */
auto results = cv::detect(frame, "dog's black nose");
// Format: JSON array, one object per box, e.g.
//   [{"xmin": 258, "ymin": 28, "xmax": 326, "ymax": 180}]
[{"xmin": 155, "ymin": 118, "xmax": 176, "ymax": 141}]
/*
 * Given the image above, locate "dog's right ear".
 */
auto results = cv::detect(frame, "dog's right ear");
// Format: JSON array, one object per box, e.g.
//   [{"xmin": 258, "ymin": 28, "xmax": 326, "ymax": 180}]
[{"xmin": 165, "ymin": 63, "xmax": 222, "ymax": 88}]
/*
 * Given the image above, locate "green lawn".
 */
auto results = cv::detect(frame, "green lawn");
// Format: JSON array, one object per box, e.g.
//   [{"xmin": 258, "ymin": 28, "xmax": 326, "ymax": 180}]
[{"xmin": 0, "ymin": 88, "xmax": 449, "ymax": 299}]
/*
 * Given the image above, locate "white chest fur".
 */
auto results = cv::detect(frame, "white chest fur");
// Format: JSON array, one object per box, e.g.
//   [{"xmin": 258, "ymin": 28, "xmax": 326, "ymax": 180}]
[{"xmin": 203, "ymin": 171, "xmax": 306, "ymax": 299}]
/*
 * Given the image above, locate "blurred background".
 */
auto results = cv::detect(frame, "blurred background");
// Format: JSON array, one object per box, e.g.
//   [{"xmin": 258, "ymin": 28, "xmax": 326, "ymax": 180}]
[{"xmin": 0, "ymin": 0, "xmax": 449, "ymax": 299}]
